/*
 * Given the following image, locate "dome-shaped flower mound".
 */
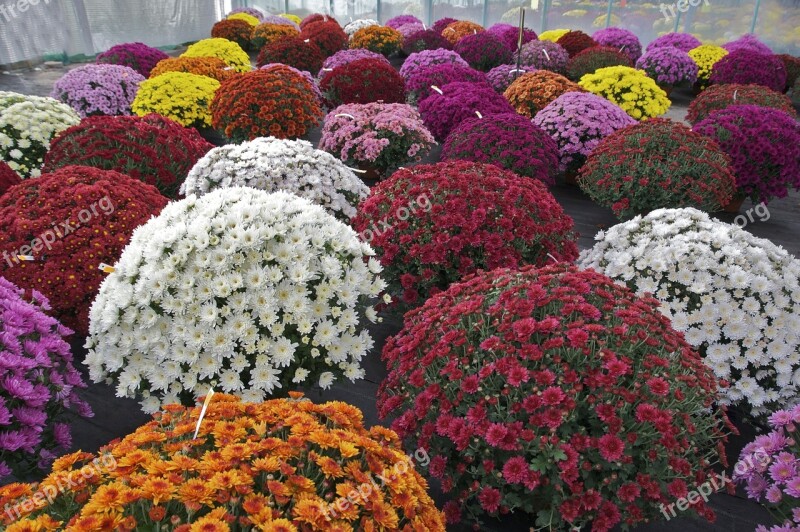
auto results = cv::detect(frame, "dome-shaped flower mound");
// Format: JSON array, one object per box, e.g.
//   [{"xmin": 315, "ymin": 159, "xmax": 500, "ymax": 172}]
[
  {"xmin": 486, "ymin": 23, "xmax": 537, "ymax": 53},
  {"xmin": 50, "ymin": 64, "xmax": 144, "ymax": 118},
  {"xmin": 694, "ymin": 105, "xmax": 800, "ymax": 204},
  {"xmin": 578, "ymin": 65, "xmax": 670, "ymax": 120},
  {"xmin": 260, "ymin": 63, "xmax": 323, "ymax": 104},
  {"xmin": 385, "ymin": 14, "xmax": 422, "ymax": 28},
  {"xmin": 565, "ymin": 46, "xmax": 633, "ymax": 81},
  {"xmin": 533, "ymin": 91, "xmax": 636, "ymax": 173},
  {"xmin": 442, "ymin": 113, "xmax": 559, "ymax": 184},
  {"xmin": 181, "ymin": 38, "xmax": 251, "ymax": 72},
  {"xmin": 579, "ymin": 208, "xmax": 800, "ymax": 420},
  {"xmin": 0, "ymin": 92, "xmax": 80, "ymax": 178},
  {"xmin": 453, "ymin": 32, "xmax": 512, "ymax": 71},
  {"xmin": 578, "ymin": 118, "xmax": 736, "ymax": 219},
  {"xmin": 228, "ymin": 6, "xmax": 265, "ymax": 20},
  {"xmin": 320, "ymin": 58, "xmax": 406, "ymax": 107},
  {"xmin": 402, "ymin": 28, "xmax": 453, "ymax": 55},
  {"xmin": 300, "ymin": 20, "xmax": 349, "ymax": 57},
  {"xmin": 710, "ymin": 49, "xmax": 787, "ymax": 92},
  {"xmin": 148, "ymin": 56, "xmax": 237, "ymax": 83},
  {"xmin": 688, "ymin": 44, "xmax": 728, "ymax": 88},
  {"xmin": 686, "ymin": 83, "xmax": 797, "ymax": 124},
  {"xmin": 0, "ymin": 393, "xmax": 446, "ymax": 529},
  {"xmin": 395, "ymin": 22, "xmax": 425, "ymax": 40},
  {"xmin": 441, "ymin": 20, "xmax": 484, "ymax": 45},
  {"xmin": 486, "ymin": 64, "xmax": 537, "ymax": 92},
  {"xmin": 0, "ymin": 277, "xmax": 92, "ymax": 480},
  {"xmin": 406, "ymin": 63, "xmax": 488, "ymax": 103},
  {"xmin": 556, "ymin": 30, "xmax": 598, "ymax": 57},
  {"xmin": 516, "ymin": 39, "xmax": 570, "ymax": 73},
  {"xmin": 0, "ymin": 161, "xmax": 20, "ymax": 195},
  {"xmin": 538, "ymin": 28, "xmax": 569, "ymax": 42},
  {"xmin": 85, "ymin": 188, "xmax": 385, "ymax": 413},
  {"xmin": 343, "ymin": 18, "xmax": 379, "ymax": 37},
  {"xmin": 419, "ymin": 81, "xmax": 515, "ymax": 140},
  {"xmin": 592, "ymin": 27, "xmax": 642, "ymax": 62},
  {"xmin": 723, "ymin": 33, "xmax": 772, "ymax": 55},
  {"xmin": 131, "ymin": 72, "xmax": 220, "ymax": 128},
  {"xmin": 251, "ymin": 22, "xmax": 300, "ymax": 50},
  {"xmin": 0, "ymin": 165, "xmax": 168, "ymax": 334},
  {"xmin": 95, "ymin": 42, "xmax": 168, "ymax": 77},
  {"xmin": 503, "ymin": 70, "xmax": 585, "ymax": 118},
  {"xmin": 432, "ymin": 16, "xmax": 457, "ymax": 33},
  {"xmin": 255, "ymin": 36, "xmax": 325, "ymax": 72},
  {"xmin": 42, "ymin": 114, "xmax": 213, "ymax": 198},
  {"xmin": 635, "ymin": 45, "xmax": 698, "ymax": 87},
  {"xmin": 647, "ymin": 32, "xmax": 702, "ymax": 53},
  {"xmin": 352, "ymin": 161, "xmax": 578, "ymax": 309},
  {"xmin": 350, "ymin": 25, "xmax": 403, "ymax": 56},
  {"xmin": 318, "ymin": 48, "xmax": 389, "ymax": 77},
  {"xmin": 377, "ymin": 263, "xmax": 729, "ymax": 529},
  {"xmin": 211, "ymin": 66, "xmax": 323, "ymax": 142},
  {"xmin": 182, "ymin": 137, "xmax": 369, "ymax": 220},
  {"xmin": 399, "ymin": 48, "xmax": 468, "ymax": 79},
  {"xmin": 210, "ymin": 18, "xmax": 254, "ymax": 51},
  {"xmin": 300, "ymin": 13, "xmax": 338, "ymax": 29}
]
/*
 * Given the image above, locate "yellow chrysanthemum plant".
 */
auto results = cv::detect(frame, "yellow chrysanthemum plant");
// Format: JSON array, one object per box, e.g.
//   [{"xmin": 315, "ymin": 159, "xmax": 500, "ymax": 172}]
[
  {"xmin": 181, "ymin": 38, "xmax": 252, "ymax": 73},
  {"xmin": 280, "ymin": 13, "xmax": 302, "ymax": 24},
  {"xmin": 578, "ymin": 66, "xmax": 670, "ymax": 120},
  {"xmin": 227, "ymin": 12, "xmax": 260, "ymax": 26},
  {"xmin": 0, "ymin": 393, "xmax": 447, "ymax": 532},
  {"xmin": 132, "ymin": 72, "xmax": 220, "ymax": 128},
  {"xmin": 538, "ymin": 28, "xmax": 570, "ymax": 42},
  {"xmin": 688, "ymin": 44, "xmax": 729, "ymax": 89}
]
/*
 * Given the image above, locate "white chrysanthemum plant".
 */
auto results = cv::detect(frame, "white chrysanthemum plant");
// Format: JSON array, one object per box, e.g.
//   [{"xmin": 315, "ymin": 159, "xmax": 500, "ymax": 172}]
[
  {"xmin": 180, "ymin": 137, "xmax": 370, "ymax": 222},
  {"xmin": 85, "ymin": 188, "xmax": 388, "ymax": 414},
  {"xmin": 0, "ymin": 91, "xmax": 80, "ymax": 178},
  {"xmin": 343, "ymin": 18, "xmax": 380, "ymax": 38},
  {"xmin": 579, "ymin": 207, "xmax": 800, "ymax": 421}
]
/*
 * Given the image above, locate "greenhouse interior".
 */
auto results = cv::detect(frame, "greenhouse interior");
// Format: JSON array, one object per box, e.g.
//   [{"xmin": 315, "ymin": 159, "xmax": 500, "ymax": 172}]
[{"xmin": 0, "ymin": 0, "xmax": 799, "ymax": 531}]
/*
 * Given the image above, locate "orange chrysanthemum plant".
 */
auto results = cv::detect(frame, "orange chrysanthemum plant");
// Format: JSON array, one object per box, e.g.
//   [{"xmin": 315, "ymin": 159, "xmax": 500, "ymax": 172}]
[
  {"xmin": 149, "ymin": 56, "xmax": 238, "ymax": 83},
  {"xmin": 0, "ymin": 393, "xmax": 446, "ymax": 532}
]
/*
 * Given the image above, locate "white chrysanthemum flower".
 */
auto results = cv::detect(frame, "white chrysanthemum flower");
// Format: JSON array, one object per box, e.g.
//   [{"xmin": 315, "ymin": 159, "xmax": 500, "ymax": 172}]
[
  {"xmin": 579, "ymin": 207, "xmax": 800, "ymax": 419},
  {"xmin": 86, "ymin": 189, "xmax": 383, "ymax": 413}
]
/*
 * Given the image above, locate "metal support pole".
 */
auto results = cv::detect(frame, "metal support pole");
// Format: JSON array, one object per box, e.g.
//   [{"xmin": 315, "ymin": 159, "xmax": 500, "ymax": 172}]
[
  {"xmin": 482, "ymin": 0, "xmax": 488, "ymax": 27},
  {"xmin": 541, "ymin": 0, "xmax": 549, "ymax": 33},
  {"xmin": 376, "ymin": 0, "xmax": 382, "ymax": 23},
  {"xmin": 750, "ymin": 0, "xmax": 761, "ymax": 33},
  {"xmin": 604, "ymin": 0, "xmax": 613, "ymax": 28},
  {"xmin": 673, "ymin": 8, "xmax": 681, "ymax": 32}
]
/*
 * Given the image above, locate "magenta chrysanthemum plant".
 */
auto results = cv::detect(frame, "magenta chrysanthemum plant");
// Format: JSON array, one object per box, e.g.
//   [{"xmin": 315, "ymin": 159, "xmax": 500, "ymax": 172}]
[
  {"xmin": 710, "ymin": 49, "xmax": 787, "ymax": 92},
  {"xmin": 385, "ymin": 15, "xmax": 422, "ymax": 29},
  {"xmin": 431, "ymin": 17, "xmax": 458, "ymax": 34},
  {"xmin": 50, "ymin": 64, "xmax": 144, "ymax": 118},
  {"xmin": 693, "ymin": 104, "xmax": 800, "ymax": 203},
  {"xmin": 723, "ymin": 34, "xmax": 772, "ymax": 55},
  {"xmin": 402, "ymin": 29, "xmax": 453, "ymax": 55},
  {"xmin": 318, "ymin": 48, "xmax": 389, "ymax": 78},
  {"xmin": 418, "ymin": 81, "xmax": 515, "ymax": 140},
  {"xmin": 399, "ymin": 49, "xmax": 468, "ymax": 79},
  {"xmin": 454, "ymin": 33, "xmax": 512, "ymax": 71},
  {"xmin": 0, "ymin": 277, "xmax": 93, "ymax": 480},
  {"xmin": 646, "ymin": 32, "xmax": 702, "ymax": 53},
  {"xmin": 405, "ymin": 63, "xmax": 488, "ymax": 104},
  {"xmin": 516, "ymin": 40, "xmax": 569, "ymax": 74},
  {"xmin": 486, "ymin": 23, "xmax": 537, "ymax": 53},
  {"xmin": 319, "ymin": 102, "xmax": 435, "ymax": 175},
  {"xmin": 592, "ymin": 27, "xmax": 642, "ymax": 62},
  {"xmin": 441, "ymin": 113, "xmax": 559, "ymax": 184},
  {"xmin": 95, "ymin": 42, "xmax": 169, "ymax": 77},
  {"xmin": 395, "ymin": 22, "xmax": 425, "ymax": 39},
  {"xmin": 486, "ymin": 64, "xmax": 537, "ymax": 92},
  {"xmin": 635, "ymin": 46, "xmax": 698, "ymax": 88},
  {"xmin": 533, "ymin": 91, "xmax": 636, "ymax": 173}
]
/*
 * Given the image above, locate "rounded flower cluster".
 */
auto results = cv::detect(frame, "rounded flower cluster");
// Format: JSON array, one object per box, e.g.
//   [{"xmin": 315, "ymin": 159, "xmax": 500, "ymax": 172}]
[
  {"xmin": 580, "ymin": 207, "xmax": 800, "ymax": 419},
  {"xmin": 694, "ymin": 105, "xmax": 800, "ymax": 203},
  {"xmin": 556, "ymin": 30, "xmax": 598, "ymax": 57},
  {"xmin": 453, "ymin": 32, "xmax": 512, "ymax": 71},
  {"xmin": 401, "ymin": 28, "xmax": 452, "ymax": 55},
  {"xmin": 516, "ymin": 39, "xmax": 570, "ymax": 74},
  {"xmin": 578, "ymin": 118, "xmax": 736, "ymax": 219},
  {"xmin": 723, "ymin": 33, "xmax": 773, "ymax": 54},
  {"xmin": 635, "ymin": 45, "xmax": 698, "ymax": 87},
  {"xmin": 0, "ymin": 161, "xmax": 20, "ymax": 195},
  {"xmin": 85, "ymin": 188, "xmax": 385, "ymax": 412},
  {"xmin": 95, "ymin": 42, "xmax": 168, "ymax": 77},
  {"xmin": 181, "ymin": 38, "xmax": 251, "ymax": 73},
  {"xmin": 211, "ymin": 66, "xmax": 323, "ymax": 142},
  {"xmin": 399, "ymin": 48, "xmax": 468, "ymax": 79},
  {"xmin": 251, "ymin": 22, "xmax": 299, "ymax": 50},
  {"xmin": 300, "ymin": 13, "xmax": 337, "ymax": 29},
  {"xmin": 565, "ymin": 46, "xmax": 633, "ymax": 81},
  {"xmin": 260, "ymin": 63, "xmax": 323, "ymax": 104},
  {"xmin": 539, "ymin": 28, "xmax": 570, "ymax": 42},
  {"xmin": 395, "ymin": 22, "xmax": 425, "ymax": 40},
  {"xmin": 0, "ymin": 277, "xmax": 92, "ymax": 480},
  {"xmin": 278, "ymin": 13, "xmax": 302, "ymax": 25},
  {"xmin": 688, "ymin": 44, "xmax": 729, "ymax": 87},
  {"xmin": 50, "ymin": 64, "xmax": 144, "ymax": 118},
  {"xmin": 486, "ymin": 64, "xmax": 537, "ymax": 92},
  {"xmin": 486, "ymin": 23, "xmax": 537, "ymax": 53},
  {"xmin": 385, "ymin": 14, "xmax": 422, "ymax": 29},
  {"xmin": 350, "ymin": 25, "xmax": 403, "ymax": 56},
  {"xmin": 320, "ymin": 58, "xmax": 406, "ymax": 107},
  {"xmin": 592, "ymin": 27, "xmax": 642, "ymax": 62},
  {"xmin": 352, "ymin": 161, "xmax": 578, "ymax": 308},
  {"xmin": 0, "ymin": 165, "xmax": 168, "ymax": 334},
  {"xmin": 377, "ymin": 263, "xmax": 729, "ymax": 529},
  {"xmin": 441, "ymin": 20, "xmax": 484, "ymax": 45},
  {"xmin": 710, "ymin": 49, "xmax": 787, "ymax": 92},
  {"xmin": 319, "ymin": 102, "xmax": 435, "ymax": 176},
  {"xmin": 578, "ymin": 65, "xmax": 670, "ymax": 120},
  {"xmin": 647, "ymin": 32, "xmax": 702, "ymax": 53},
  {"xmin": 431, "ymin": 17, "xmax": 457, "ymax": 33},
  {"xmin": 256, "ymin": 36, "xmax": 325, "ymax": 72},
  {"xmin": 300, "ymin": 20, "xmax": 349, "ymax": 57},
  {"xmin": 504, "ymin": 70, "xmax": 586, "ymax": 118},
  {"xmin": 420, "ymin": 81, "xmax": 515, "ymax": 140},
  {"xmin": 261, "ymin": 14, "xmax": 300, "ymax": 29},
  {"xmin": 149, "ymin": 56, "xmax": 237, "ymax": 82},
  {"xmin": 210, "ymin": 18, "xmax": 253, "ymax": 51},
  {"xmin": 131, "ymin": 72, "xmax": 220, "ymax": 128},
  {"xmin": 0, "ymin": 393, "xmax": 446, "ymax": 530},
  {"xmin": 405, "ymin": 63, "xmax": 487, "ymax": 104},
  {"xmin": 533, "ymin": 91, "xmax": 636, "ymax": 173},
  {"xmin": 686, "ymin": 83, "xmax": 797, "ymax": 124},
  {"xmin": 343, "ymin": 18, "xmax": 379, "ymax": 37},
  {"xmin": 226, "ymin": 12, "xmax": 259, "ymax": 26},
  {"xmin": 181, "ymin": 137, "xmax": 369, "ymax": 220},
  {"xmin": 43, "ymin": 114, "xmax": 213, "ymax": 198},
  {"xmin": 442, "ymin": 113, "xmax": 559, "ymax": 183},
  {"xmin": 227, "ymin": 6, "xmax": 265, "ymax": 21},
  {"xmin": 318, "ymin": 48, "xmax": 388, "ymax": 77},
  {"xmin": 0, "ymin": 92, "xmax": 80, "ymax": 178}
]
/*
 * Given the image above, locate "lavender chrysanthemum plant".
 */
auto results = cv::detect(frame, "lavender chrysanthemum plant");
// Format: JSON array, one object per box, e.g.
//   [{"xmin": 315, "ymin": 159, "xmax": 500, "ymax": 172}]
[
  {"xmin": 0, "ymin": 277, "xmax": 93, "ymax": 480},
  {"xmin": 51, "ymin": 64, "xmax": 145, "ymax": 118},
  {"xmin": 635, "ymin": 46, "xmax": 698, "ymax": 88},
  {"xmin": 486, "ymin": 64, "xmax": 537, "ymax": 92},
  {"xmin": 646, "ymin": 32, "xmax": 702, "ymax": 53},
  {"xmin": 399, "ymin": 49, "xmax": 468, "ymax": 79},
  {"xmin": 317, "ymin": 48, "xmax": 388, "ymax": 78},
  {"xmin": 516, "ymin": 40, "xmax": 569, "ymax": 74},
  {"xmin": 592, "ymin": 27, "xmax": 642, "ymax": 62}
]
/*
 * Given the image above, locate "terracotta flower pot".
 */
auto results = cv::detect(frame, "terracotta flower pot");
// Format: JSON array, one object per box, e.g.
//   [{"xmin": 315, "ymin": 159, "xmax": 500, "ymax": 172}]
[
  {"xmin": 353, "ymin": 163, "xmax": 382, "ymax": 187},
  {"xmin": 659, "ymin": 85, "xmax": 673, "ymax": 98},
  {"xmin": 721, "ymin": 195, "xmax": 746, "ymax": 213}
]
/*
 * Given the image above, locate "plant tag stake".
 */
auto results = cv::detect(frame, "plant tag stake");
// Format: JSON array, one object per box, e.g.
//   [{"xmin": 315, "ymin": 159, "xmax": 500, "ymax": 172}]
[
  {"xmin": 475, "ymin": 110, "xmax": 483, "ymax": 118},
  {"xmin": 430, "ymin": 85, "xmax": 443, "ymax": 94},
  {"xmin": 335, "ymin": 113, "xmax": 356, "ymax": 118},
  {"xmin": 733, "ymin": 89, "xmax": 738, "ymax": 101},
  {"xmin": 98, "ymin": 263, "xmax": 115, "ymax": 273},
  {"xmin": 547, "ymin": 253, "xmax": 560, "ymax": 263},
  {"xmin": 16, "ymin": 255, "xmax": 34, "ymax": 261},
  {"xmin": 193, "ymin": 388, "xmax": 215, "ymax": 440},
  {"xmin": 349, "ymin": 167, "xmax": 368, "ymax": 174},
  {"xmin": 542, "ymin": 48, "xmax": 550, "ymax": 61}
]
